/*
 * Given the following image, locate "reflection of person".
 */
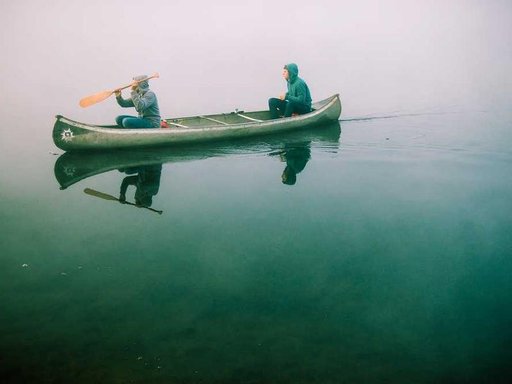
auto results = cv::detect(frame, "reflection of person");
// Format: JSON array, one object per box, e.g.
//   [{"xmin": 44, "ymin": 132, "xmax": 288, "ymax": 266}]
[
  {"xmin": 119, "ymin": 164, "xmax": 162, "ymax": 207},
  {"xmin": 279, "ymin": 143, "xmax": 311, "ymax": 185},
  {"xmin": 269, "ymin": 63, "xmax": 312, "ymax": 119},
  {"xmin": 114, "ymin": 75, "xmax": 161, "ymax": 128}
]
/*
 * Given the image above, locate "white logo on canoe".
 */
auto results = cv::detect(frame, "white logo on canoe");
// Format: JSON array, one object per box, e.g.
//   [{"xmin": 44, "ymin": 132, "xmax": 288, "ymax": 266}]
[
  {"xmin": 61, "ymin": 128, "xmax": 74, "ymax": 142},
  {"xmin": 62, "ymin": 165, "xmax": 76, "ymax": 177}
]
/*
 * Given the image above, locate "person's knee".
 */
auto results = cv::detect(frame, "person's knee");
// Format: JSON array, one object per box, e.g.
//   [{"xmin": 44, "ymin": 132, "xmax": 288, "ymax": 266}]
[
  {"xmin": 115, "ymin": 116, "xmax": 125, "ymax": 127},
  {"xmin": 269, "ymin": 98, "xmax": 280, "ymax": 108},
  {"xmin": 123, "ymin": 118, "xmax": 138, "ymax": 128}
]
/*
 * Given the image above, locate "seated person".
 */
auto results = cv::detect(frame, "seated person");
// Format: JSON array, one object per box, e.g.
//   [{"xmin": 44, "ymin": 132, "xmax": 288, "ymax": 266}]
[
  {"xmin": 115, "ymin": 75, "xmax": 161, "ymax": 128},
  {"xmin": 268, "ymin": 63, "xmax": 312, "ymax": 119}
]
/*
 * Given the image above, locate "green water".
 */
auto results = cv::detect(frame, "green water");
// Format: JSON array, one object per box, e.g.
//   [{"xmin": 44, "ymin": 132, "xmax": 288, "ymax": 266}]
[{"xmin": 1, "ymin": 112, "xmax": 511, "ymax": 383}]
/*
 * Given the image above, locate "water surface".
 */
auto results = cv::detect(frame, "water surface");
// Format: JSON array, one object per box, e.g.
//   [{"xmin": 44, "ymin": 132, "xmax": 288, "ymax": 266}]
[{"xmin": 1, "ymin": 111, "xmax": 511, "ymax": 383}]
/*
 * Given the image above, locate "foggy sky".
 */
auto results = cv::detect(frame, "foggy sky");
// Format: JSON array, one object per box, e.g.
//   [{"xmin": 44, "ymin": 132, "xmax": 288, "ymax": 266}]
[{"xmin": 1, "ymin": 0, "xmax": 511, "ymax": 126}]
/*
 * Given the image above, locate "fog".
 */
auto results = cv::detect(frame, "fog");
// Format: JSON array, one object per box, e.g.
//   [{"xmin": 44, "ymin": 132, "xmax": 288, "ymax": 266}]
[{"xmin": 1, "ymin": 0, "xmax": 511, "ymax": 127}]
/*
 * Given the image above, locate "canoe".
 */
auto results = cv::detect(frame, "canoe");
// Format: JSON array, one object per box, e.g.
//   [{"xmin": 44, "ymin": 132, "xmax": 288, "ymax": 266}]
[
  {"xmin": 53, "ymin": 94, "xmax": 341, "ymax": 151},
  {"xmin": 54, "ymin": 121, "xmax": 341, "ymax": 189}
]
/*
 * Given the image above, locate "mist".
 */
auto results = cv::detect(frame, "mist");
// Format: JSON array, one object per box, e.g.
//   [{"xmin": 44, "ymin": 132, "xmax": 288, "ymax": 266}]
[
  {"xmin": 1, "ymin": 3, "xmax": 512, "ymax": 382},
  {"xmin": 1, "ymin": 0, "xmax": 511, "ymax": 127}
]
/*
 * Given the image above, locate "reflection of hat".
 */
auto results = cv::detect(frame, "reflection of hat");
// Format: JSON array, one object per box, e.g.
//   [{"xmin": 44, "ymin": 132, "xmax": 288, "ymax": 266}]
[
  {"xmin": 133, "ymin": 75, "xmax": 149, "ymax": 90},
  {"xmin": 281, "ymin": 166, "xmax": 297, "ymax": 185}
]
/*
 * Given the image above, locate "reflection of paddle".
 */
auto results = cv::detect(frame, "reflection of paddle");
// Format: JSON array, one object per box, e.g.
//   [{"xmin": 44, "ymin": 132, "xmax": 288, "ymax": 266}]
[
  {"xmin": 84, "ymin": 188, "xmax": 163, "ymax": 215},
  {"xmin": 79, "ymin": 72, "xmax": 159, "ymax": 108}
]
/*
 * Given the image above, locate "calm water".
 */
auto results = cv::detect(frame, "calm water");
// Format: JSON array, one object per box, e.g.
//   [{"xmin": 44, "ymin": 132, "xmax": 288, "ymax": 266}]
[
  {"xmin": 2, "ymin": 1, "xmax": 512, "ymax": 383},
  {"xmin": 1, "ymin": 109, "xmax": 512, "ymax": 383}
]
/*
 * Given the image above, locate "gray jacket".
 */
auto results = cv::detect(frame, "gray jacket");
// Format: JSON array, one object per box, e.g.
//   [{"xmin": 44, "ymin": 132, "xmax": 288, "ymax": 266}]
[{"xmin": 116, "ymin": 88, "xmax": 161, "ymax": 128}]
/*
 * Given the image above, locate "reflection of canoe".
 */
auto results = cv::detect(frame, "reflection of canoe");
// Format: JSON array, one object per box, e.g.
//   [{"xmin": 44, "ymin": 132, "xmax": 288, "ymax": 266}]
[
  {"xmin": 53, "ymin": 94, "xmax": 341, "ymax": 151},
  {"xmin": 54, "ymin": 121, "xmax": 341, "ymax": 189}
]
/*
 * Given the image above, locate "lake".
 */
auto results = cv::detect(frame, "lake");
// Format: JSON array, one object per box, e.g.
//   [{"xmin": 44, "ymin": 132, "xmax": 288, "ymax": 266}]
[
  {"xmin": 1, "ymin": 1, "xmax": 512, "ymax": 383},
  {"xmin": 1, "ymin": 108, "xmax": 511, "ymax": 383}
]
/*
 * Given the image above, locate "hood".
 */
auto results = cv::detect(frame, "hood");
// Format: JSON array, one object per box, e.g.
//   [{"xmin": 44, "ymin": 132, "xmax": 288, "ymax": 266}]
[
  {"xmin": 285, "ymin": 63, "xmax": 299, "ymax": 83},
  {"xmin": 133, "ymin": 75, "xmax": 149, "ymax": 91}
]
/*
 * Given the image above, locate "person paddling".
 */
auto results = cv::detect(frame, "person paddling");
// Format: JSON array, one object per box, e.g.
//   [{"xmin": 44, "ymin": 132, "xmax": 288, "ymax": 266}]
[
  {"xmin": 115, "ymin": 75, "xmax": 161, "ymax": 128},
  {"xmin": 268, "ymin": 63, "xmax": 312, "ymax": 119}
]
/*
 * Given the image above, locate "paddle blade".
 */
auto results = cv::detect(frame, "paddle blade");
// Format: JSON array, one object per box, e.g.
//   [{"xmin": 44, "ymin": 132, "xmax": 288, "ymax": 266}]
[
  {"xmin": 84, "ymin": 188, "xmax": 119, "ymax": 201},
  {"xmin": 79, "ymin": 90, "xmax": 114, "ymax": 108}
]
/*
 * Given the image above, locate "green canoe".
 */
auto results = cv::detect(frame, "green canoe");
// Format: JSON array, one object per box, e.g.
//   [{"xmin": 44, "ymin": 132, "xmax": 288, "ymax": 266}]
[{"xmin": 53, "ymin": 94, "xmax": 341, "ymax": 151}]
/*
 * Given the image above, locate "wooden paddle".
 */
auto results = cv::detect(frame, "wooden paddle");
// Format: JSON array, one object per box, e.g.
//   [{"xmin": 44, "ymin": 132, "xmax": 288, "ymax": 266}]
[
  {"xmin": 84, "ymin": 188, "xmax": 163, "ymax": 215},
  {"xmin": 79, "ymin": 72, "xmax": 160, "ymax": 108}
]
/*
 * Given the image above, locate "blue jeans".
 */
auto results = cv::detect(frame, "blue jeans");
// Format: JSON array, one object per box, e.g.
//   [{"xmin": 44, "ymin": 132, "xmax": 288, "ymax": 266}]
[{"xmin": 116, "ymin": 115, "xmax": 156, "ymax": 128}]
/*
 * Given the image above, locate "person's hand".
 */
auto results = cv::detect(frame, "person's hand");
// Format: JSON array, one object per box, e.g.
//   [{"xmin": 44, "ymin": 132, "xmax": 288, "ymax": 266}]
[
  {"xmin": 114, "ymin": 90, "xmax": 121, "ymax": 97},
  {"xmin": 119, "ymin": 194, "xmax": 126, "ymax": 203},
  {"xmin": 279, "ymin": 94, "xmax": 285, "ymax": 100},
  {"xmin": 131, "ymin": 82, "xmax": 138, "ymax": 91}
]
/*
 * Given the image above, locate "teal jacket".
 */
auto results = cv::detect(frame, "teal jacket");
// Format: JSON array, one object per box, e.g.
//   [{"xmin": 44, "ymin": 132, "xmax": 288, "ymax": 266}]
[
  {"xmin": 116, "ymin": 88, "xmax": 161, "ymax": 128},
  {"xmin": 284, "ymin": 63, "xmax": 312, "ymax": 108}
]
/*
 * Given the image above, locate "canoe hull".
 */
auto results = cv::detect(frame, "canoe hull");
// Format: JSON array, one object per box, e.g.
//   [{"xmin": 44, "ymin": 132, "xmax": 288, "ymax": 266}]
[{"xmin": 53, "ymin": 94, "xmax": 341, "ymax": 151}]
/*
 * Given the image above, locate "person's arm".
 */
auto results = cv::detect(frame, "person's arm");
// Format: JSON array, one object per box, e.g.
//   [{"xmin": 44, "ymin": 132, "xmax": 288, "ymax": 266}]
[
  {"xmin": 115, "ymin": 90, "xmax": 135, "ymax": 108},
  {"xmin": 285, "ymin": 82, "xmax": 308, "ymax": 105},
  {"xmin": 119, "ymin": 175, "xmax": 138, "ymax": 202}
]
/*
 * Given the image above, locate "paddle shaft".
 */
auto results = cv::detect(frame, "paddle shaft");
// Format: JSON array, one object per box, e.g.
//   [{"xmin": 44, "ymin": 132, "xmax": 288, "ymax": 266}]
[
  {"xmin": 113, "ymin": 72, "xmax": 159, "ymax": 93},
  {"xmin": 79, "ymin": 72, "xmax": 159, "ymax": 108},
  {"xmin": 84, "ymin": 188, "xmax": 163, "ymax": 215}
]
